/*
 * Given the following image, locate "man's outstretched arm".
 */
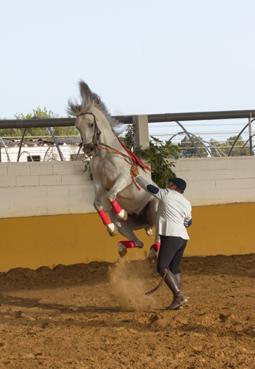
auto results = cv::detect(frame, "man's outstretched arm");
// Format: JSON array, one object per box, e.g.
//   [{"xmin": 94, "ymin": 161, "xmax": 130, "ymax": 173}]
[
  {"xmin": 131, "ymin": 165, "xmax": 166, "ymax": 199},
  {"xmin": 136, "ymin": 175, "xmax": 160, "ymax": 194}
]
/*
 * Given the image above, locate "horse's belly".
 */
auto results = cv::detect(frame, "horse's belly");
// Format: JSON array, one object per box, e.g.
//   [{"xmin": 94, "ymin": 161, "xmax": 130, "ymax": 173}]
[{"xmin": 117, "ymin": 186, "xmax": 153, "ymax": 214}]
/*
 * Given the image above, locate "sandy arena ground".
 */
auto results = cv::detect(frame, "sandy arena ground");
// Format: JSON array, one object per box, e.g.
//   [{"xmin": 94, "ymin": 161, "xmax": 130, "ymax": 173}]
[{"xmin": 0, "ymin": 254, "xmax": 254, "ymax": 369}]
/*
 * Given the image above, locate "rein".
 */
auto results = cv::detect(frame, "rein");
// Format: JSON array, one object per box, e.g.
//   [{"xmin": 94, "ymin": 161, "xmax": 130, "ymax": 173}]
[
  {"xmin": 96, "ymin": 142, "xmax": 145, "ymax": 191},
  {"xmin": 97, "ymin": 139, "xmax": 151, "ymax": 173},
  {"xmin": 96, "ymin": 142, "xmax": 133, "ymax": 165}
]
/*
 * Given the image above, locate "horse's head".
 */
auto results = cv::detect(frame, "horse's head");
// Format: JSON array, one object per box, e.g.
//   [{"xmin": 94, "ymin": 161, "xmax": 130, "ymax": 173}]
[
  {"xmin": 76, "ymin": 111, "xmax": 101, "ymax": 155},
  {"xmin": 68, "ymin": 81, "xmax": 104, "ymax": 155}
]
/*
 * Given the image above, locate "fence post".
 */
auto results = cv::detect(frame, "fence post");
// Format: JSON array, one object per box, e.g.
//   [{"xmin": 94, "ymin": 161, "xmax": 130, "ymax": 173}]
[
  {"xmin": 132, "ymin": 115, "xmax": 149, "ymax": 149},
  {"xmin": 248, "ymin": 113, "xmax": 253, "ymax": 155}
]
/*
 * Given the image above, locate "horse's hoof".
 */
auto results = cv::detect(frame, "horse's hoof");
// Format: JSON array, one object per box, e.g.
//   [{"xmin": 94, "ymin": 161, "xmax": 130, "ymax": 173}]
[
  {"xmin": 147, "ymin": 247, "xmax": 158, "ymax": 262},
  {"xmin": 145, "ymin": 227, "xmax": 153, "ymax": 236},
  {"xmin": 118, "ymin": 243, "xmax": 127, "ymax": 257},
  {"xmin": 107, "ymin": 223, "xmax": 118, "ymax": 236},
  {"xmin": 117, "ymin": 209, "xmax": 128, "ymax": 221}
]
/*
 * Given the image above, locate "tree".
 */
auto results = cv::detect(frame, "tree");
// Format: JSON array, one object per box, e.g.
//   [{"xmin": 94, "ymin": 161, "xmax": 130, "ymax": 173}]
[
  {"xmin": 0, "ymin": 107, "xmax": 77, "ymax": 137},
  {"xmin": 122, "ymin": 124, "xmax": 179, "ymax": 187},
  {"xmin": 178, "ymin": 135, "xmax": 208, "ymax": 158},
  {"xmin": 209, "ymin": 139, "xmax": 225, "ymax": 157},
  {"xmin": 223, "ymin": 136, "xmax": 250, "ymax": 156},
  {"xmin": 209, "ymin": 136, "xmax": 250, "ymax": 157},
  {"xmin": 15, "ymin": 107, "xmax": 54, "ymax": 137}
]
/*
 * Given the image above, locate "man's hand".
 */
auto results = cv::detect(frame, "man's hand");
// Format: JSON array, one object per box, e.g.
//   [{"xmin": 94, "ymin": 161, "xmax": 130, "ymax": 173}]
[
  {"xmin": 131, "ymin": 164, "xmax": 139, "ymax": 177},
  {"xmin": 184, "ymin": 219, "xmax": 192, "ymax": 228}
]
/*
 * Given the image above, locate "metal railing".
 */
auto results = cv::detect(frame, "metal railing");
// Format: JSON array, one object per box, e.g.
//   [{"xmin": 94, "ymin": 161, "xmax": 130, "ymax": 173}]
[{"xmin": 0, "ymin": 109, "xmax": 254, "ymax": 162}]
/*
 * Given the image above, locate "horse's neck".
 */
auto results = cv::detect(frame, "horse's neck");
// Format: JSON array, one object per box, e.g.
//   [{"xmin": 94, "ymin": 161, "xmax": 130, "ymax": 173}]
[
  {"xmin": 92, "ymin": 107, "xmax": 127, "ymax": 155},
  {"xmin": 99, "ymin": 127, "xmax": 126, "ymax": 154}
]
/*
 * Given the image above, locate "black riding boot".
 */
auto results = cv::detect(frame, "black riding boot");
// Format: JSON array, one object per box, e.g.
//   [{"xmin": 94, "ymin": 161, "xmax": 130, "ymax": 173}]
[
  {"xmin": 175, "ymin": 273, "xmax": 181, "ymax": 289},
  {"xmin": 164, "ymin": 269, "xmax": 186, "ymax": 310},
  {"xmin": 175, "ymin": 273, "xmax": 188, "ymax": 304}
]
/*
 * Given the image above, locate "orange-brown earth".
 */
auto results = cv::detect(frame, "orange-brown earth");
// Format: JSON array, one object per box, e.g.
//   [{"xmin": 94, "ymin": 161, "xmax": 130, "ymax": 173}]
[{"xmin": 0, "ymin": 254, "xmax": 254, "ymax": 369}]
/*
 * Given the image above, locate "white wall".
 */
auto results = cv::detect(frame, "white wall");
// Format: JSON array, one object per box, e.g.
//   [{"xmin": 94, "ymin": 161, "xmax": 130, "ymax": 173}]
[
  {"xmin": 175, "ymin": 156, "xmax": 255, "ymax": 205},
  {"xmin": 0, "ymin": 156, "xmax": 255, "ymax": 218},
  {"xmin": 0, "ymin": 162, "xmax": 94, "ymax": 218}
]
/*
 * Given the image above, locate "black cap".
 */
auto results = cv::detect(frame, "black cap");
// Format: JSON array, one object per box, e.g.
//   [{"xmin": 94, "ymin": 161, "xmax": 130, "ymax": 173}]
[{"xmin": 170, "ymin": 177, "xmax": 187, "ymax": 193}]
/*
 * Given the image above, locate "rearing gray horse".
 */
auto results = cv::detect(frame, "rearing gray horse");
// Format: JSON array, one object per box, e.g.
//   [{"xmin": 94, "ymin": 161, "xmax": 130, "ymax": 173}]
[{"xmin": 68, "ymin": 81, "xmax": 160, "ymax": 257}]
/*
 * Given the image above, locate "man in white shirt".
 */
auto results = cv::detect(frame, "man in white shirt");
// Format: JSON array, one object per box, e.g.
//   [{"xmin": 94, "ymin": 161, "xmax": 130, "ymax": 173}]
[{"xmin": 132, "ymin": 167, "xmax": 192, "ymax": 310}]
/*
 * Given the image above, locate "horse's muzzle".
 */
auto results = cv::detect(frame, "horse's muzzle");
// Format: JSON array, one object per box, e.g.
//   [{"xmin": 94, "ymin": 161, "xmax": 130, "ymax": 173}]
[{"xmin": 83, "ymin": 143, "xmax": 95, "ymax": 155}]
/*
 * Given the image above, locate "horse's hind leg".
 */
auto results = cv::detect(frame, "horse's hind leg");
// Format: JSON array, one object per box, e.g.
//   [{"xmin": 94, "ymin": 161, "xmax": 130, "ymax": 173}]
[
  {"xmin": 148, "ymin": 235, "xmax": 160, "ymax": 261},
  {"xmin": 141, "ymin": 198, "xmax": 161, "ymax": 260}
]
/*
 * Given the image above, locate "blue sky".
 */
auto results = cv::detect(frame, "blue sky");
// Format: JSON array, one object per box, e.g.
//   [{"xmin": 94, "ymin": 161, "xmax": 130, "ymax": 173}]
[{"xmin": 1, "ymin": 0, "xmax": 255, "ymax": 119}]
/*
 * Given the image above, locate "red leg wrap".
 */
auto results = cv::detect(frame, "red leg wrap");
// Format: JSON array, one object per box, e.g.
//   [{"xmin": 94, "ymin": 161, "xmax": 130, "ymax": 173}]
[
  {"xmin": 151, "ymin": 241, "xmax": 160, "ymax": 252},
  {"xmin": 120, "ymin": 240, "xmax": 136, "ymax": 249},
  {"xmin": 111, "ymin": 199, "xmax": 122, "ymax": 214},
  {"xmin": 98, "ymin": 209, "xmax": 111, "ymax": 226}
]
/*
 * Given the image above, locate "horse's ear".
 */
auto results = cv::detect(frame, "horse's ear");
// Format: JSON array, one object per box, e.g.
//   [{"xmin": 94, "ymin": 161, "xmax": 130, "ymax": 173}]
[{"xmin": 79, "ymin": 80, "xmax": 93, "ymax": 110}]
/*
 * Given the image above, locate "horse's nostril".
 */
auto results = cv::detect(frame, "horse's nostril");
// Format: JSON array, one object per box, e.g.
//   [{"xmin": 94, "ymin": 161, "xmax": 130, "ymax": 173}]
[{"xmin": 83, "ymin": 143, "xmax": 95, "ymax": 155}]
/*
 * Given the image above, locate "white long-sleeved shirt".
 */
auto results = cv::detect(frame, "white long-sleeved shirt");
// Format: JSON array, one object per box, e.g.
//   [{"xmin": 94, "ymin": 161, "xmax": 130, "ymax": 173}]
[{"xmin": 136, "ymin": 175, "xmax": 192, "ymax": 240}]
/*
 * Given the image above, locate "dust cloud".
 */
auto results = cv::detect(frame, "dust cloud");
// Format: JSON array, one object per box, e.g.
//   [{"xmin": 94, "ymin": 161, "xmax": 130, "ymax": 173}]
[{"xmin": 108, "ymin": 259, "xmax": 158, "ymax": 311}]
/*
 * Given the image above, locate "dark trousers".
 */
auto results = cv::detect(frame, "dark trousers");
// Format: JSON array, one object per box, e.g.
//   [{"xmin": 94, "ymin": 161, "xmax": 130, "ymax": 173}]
[{"xmin": 157, "ymin": 235, "xmax": 187, "ymax": 276}]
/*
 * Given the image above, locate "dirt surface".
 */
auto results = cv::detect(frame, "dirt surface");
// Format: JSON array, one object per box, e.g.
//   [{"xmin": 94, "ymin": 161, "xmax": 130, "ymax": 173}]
[{"xmin": 0, "ymin": 254, "xmax": 254, "ymax": 369}]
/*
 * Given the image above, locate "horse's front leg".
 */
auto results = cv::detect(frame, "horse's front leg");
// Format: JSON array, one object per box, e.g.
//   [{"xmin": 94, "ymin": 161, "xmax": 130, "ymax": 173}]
[
  {"xmin": 94, "ymin": 190, "xmax": 118, "ymax": 236},
  {"xmin": 109, "ymin": 211, "xmax": 144, "ymax": 257},
  {"xmin": 107, "ymin": 175, "xmax": 130, "ymax": 221}
]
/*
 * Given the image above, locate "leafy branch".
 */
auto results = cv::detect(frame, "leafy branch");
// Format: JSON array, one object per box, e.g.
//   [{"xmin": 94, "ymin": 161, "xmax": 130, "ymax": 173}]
[{"xmin": 122, "ymin": 124, "xmax": 179, "ymax": 187}]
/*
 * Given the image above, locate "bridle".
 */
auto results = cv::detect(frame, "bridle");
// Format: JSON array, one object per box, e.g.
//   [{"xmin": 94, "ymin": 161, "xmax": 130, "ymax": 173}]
[{"xmin": 76, "ymin": 111, "xmax": 131, "ymax": 162}]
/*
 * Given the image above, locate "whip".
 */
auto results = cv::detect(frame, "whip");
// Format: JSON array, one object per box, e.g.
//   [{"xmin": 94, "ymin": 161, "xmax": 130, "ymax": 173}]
[{"xmin": 145, "ymin": 271, "xmax": 167, "ymax": 295}]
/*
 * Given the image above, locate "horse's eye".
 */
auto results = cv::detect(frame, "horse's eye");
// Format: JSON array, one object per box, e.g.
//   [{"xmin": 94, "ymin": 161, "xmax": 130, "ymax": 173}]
[{"xmin": 88, "ymin": 123, "xmax": 94, "ymax": 128}]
